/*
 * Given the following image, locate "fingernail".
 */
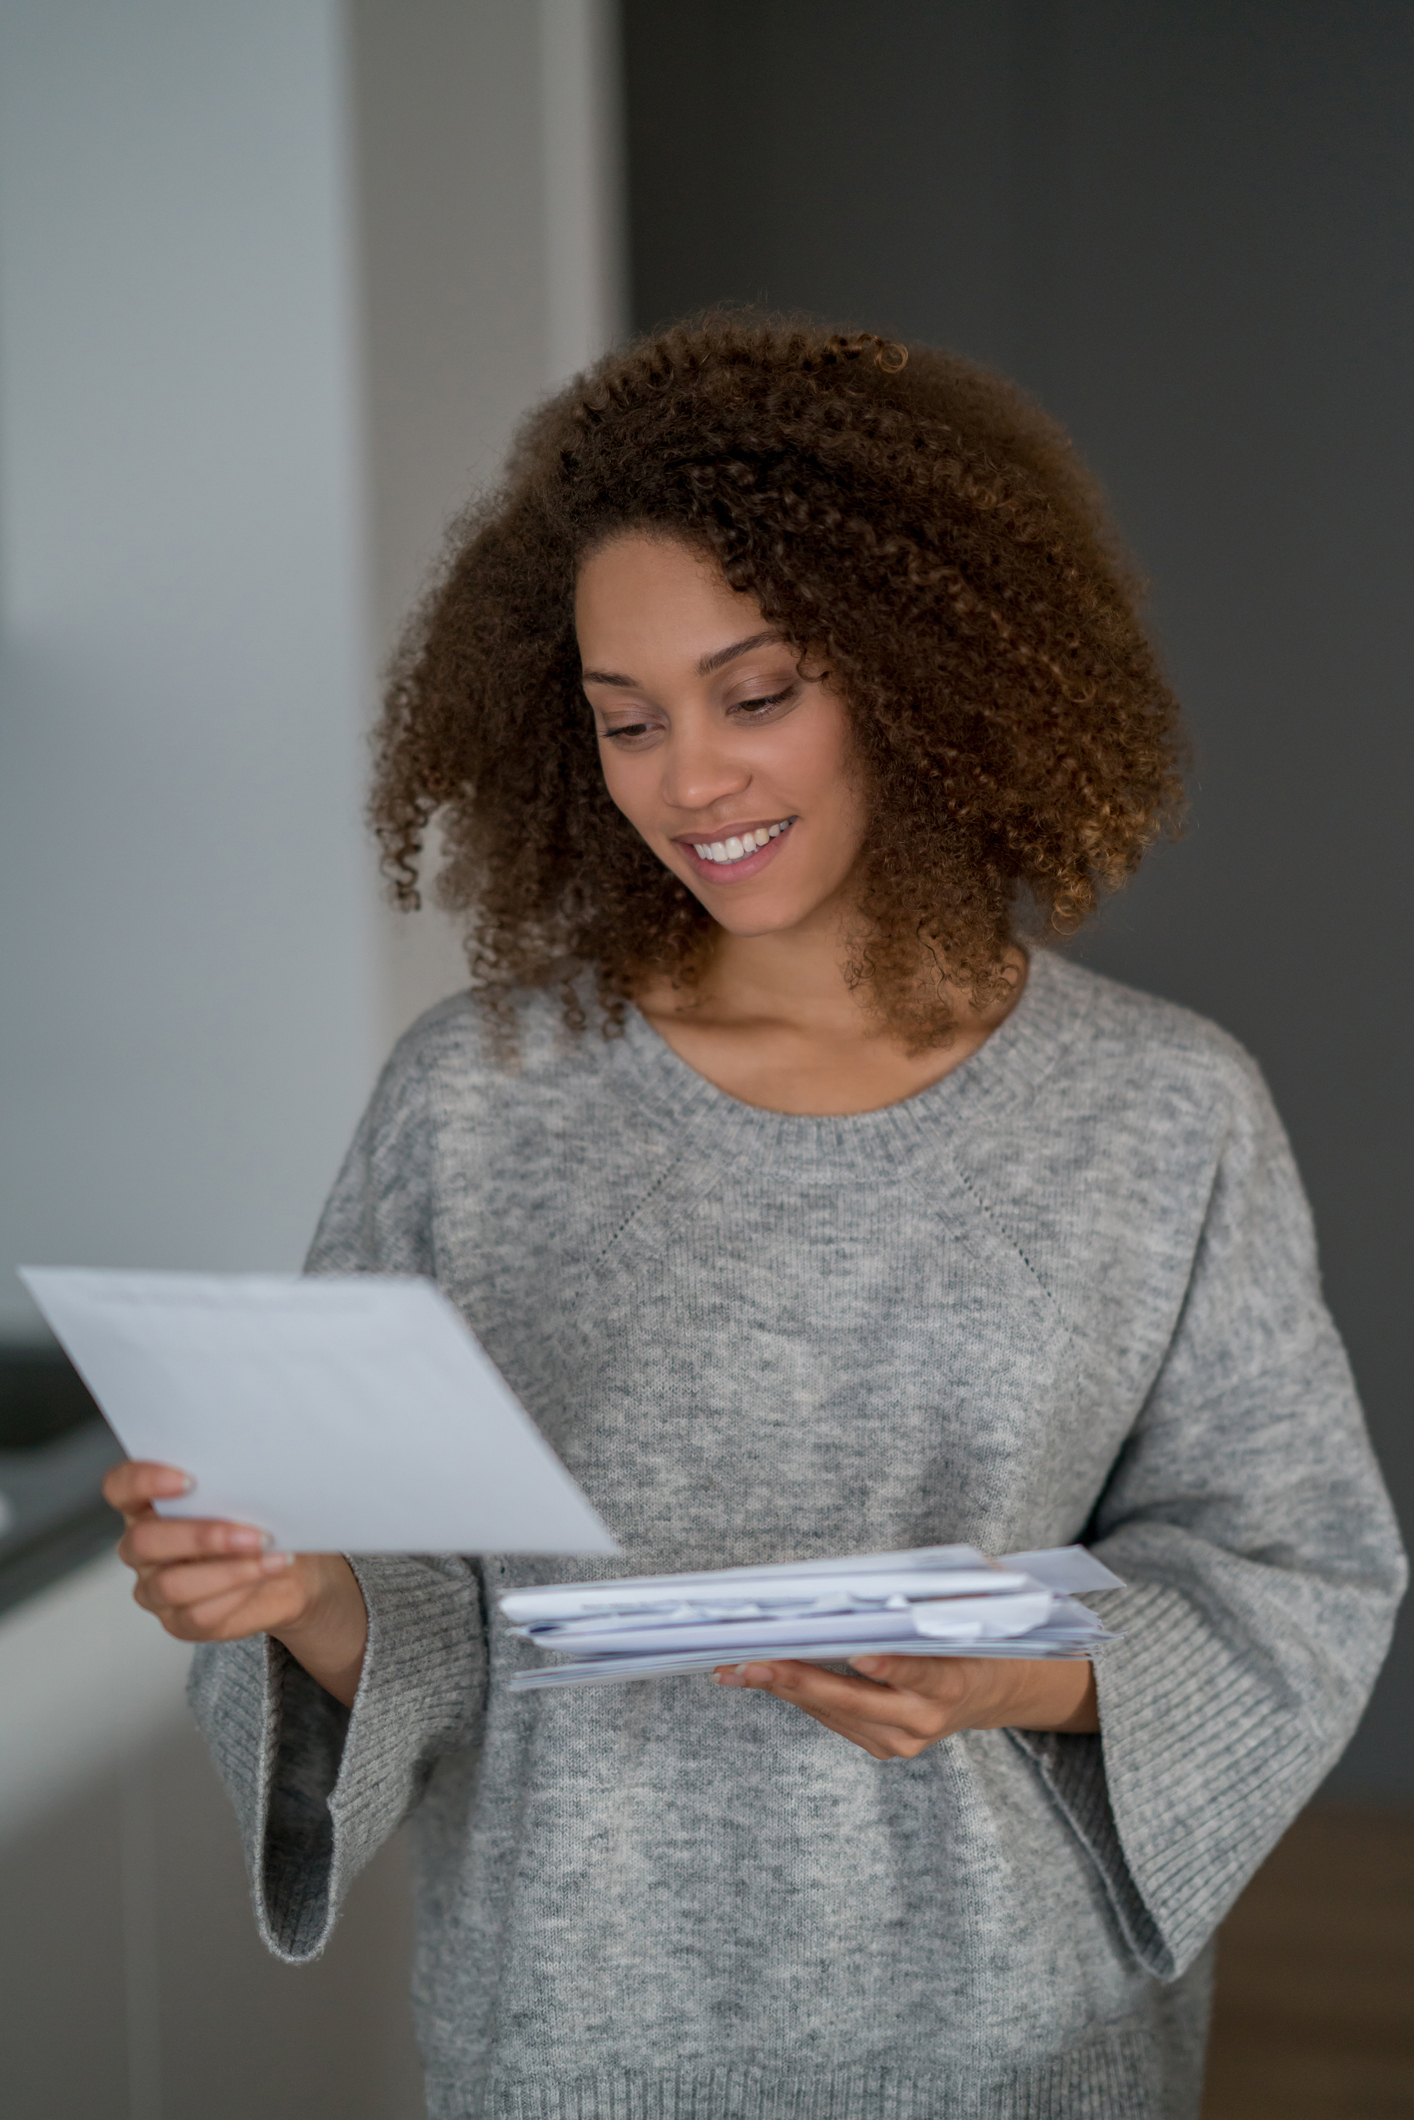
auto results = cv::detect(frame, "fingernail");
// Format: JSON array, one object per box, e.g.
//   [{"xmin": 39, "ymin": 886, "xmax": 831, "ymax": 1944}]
[
  {"xmin": 228, "ymin": 1528, "xmax": 264, "ymax": 1553},
  {"xmin": 260, "ymin": 1552, "xmax": 294, "ymax": 1573},
  {"xmin": 713, "ymin": 1668, "xmax": 741, "ymax": 1687},
  {"xmin": 852, "ymin": 1656, "xmax": 884, "ymax": 1676}
]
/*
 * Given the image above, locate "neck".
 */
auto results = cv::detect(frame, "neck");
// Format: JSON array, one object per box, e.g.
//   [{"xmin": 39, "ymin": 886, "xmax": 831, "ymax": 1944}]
[
  {"xmin": 638, "ymin": 897, "xmax": 1026, "ymax": 1060},
  {"xmin": 702, "ymin": 906, "xmax": 871, "ymax": 1037},
  {"xmin": 633, "ymin": 915, "xmax": 1026, "ymax": 1116}
]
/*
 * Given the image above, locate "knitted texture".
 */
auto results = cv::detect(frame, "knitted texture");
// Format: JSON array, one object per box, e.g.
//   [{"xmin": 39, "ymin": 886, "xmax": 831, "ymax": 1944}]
[{"xmin": 188, "ymin": 953, "xmax": 1404, "ymax": 2120}]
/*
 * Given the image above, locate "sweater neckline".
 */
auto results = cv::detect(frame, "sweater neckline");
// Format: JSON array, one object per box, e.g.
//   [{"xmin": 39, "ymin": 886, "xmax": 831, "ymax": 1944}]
[{"xmin": 612, "ymin": 949, "xmax": 1084, "ymax": 1179}]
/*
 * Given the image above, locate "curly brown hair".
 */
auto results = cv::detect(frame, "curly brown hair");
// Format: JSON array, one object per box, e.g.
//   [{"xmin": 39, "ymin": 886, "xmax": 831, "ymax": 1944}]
[{"xmin": 371, "ymin": 311, "xmax": 1185, "ymax": 1044}]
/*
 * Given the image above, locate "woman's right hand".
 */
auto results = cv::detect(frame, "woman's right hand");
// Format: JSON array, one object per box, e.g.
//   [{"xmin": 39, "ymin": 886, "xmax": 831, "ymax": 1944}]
[{"xmin": 105, "ymin": 1460, "xmax": 370, "ymax": 1706}]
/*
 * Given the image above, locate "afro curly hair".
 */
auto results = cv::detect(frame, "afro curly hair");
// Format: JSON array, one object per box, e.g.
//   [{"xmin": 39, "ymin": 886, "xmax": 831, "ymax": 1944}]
[{"xmin": 370, "ymin": 311, "xmax": 1185, "ymax": 1047}]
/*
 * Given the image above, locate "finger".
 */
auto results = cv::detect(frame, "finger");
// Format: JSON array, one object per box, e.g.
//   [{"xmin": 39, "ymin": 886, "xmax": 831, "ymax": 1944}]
[
  {"xmin": 144, "ymin": 1580, "xmax": 283, "ymax": 1641},
  {"xmin": 103, "ymin": 1460, "xmax": 193, "ymax": 1518},
  {"xmin": 183, "ymin": 1578, "xmax": 308, "ymax": 1636},
  {"xmin": 731, "ymin": 1660, "xmax": 950, "ymax": 1740},
  {"xmin": 851, "ymin": 1654, "xmax": 972, "ymax": 1704},
  {"xmin": 143, "ymin": 1552, "xmax": 295, "ymax": 1610},
  {"xmin": 712, "ymin": 1663, "xmax": 941, "ymax": 1760},
  {"xmin": 715, "ymin": 1660, "xmax": 867, "ymax": 1703},
  {"xmin": 782, "ymin": 1701, "xmax": 912, "ymax": 1762},
  {"xmin": 791, "ymin": 1694, "xmax": 943, "ymax": 1759},
  {"xmin": 120, "ymin": 1516, "xmax": 270, "ymax": 1569}
]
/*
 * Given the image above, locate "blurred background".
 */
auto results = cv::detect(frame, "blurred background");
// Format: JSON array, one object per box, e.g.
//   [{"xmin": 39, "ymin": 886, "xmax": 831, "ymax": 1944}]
[{"xmin": 0, "ymin": 4, "xmax": 1408, "ymax": 2116}]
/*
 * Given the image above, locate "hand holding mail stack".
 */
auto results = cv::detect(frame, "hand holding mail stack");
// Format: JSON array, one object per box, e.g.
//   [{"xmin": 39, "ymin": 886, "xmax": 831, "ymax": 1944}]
[{"xmin": 503, "ymin": 1543, "xmax": 1123, "ymax": 1689}]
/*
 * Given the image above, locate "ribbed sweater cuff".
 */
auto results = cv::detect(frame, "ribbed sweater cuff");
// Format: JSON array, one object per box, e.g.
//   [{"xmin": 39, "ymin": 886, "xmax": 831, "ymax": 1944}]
[
  {"xmin": 1005, "ymin": 1722, "xmax": 1165, "ymax": 1975},
  {"xmin": 1092, "ymin": 1578, "xmax": 1324, "ymax": 1973},
  {"xmin": 255, "ymin": 1553, "xmax": 485, "ymax": 1962}
]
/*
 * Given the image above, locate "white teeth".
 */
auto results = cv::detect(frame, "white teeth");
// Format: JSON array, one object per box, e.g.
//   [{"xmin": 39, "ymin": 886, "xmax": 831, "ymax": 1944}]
[{"xmin": 694, "ymin": 819, "xmax": 794, "ymax": 865}]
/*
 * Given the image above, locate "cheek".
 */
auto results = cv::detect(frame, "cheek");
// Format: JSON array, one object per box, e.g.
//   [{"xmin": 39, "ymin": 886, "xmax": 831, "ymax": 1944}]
[
  {"xmin": 779, "ymin": 702, "xmax": 865, "ymax": 830},
  {"xmin": 595, "ymin": 741, "xmax": 644, "ymax": 823},
  {"xmin": 785, "ymin": 695, "xmax": 856, "ymax": 796}
]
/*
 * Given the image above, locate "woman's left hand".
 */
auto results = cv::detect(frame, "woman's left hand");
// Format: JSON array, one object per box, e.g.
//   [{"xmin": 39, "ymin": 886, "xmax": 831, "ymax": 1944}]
[{"xmin": 712, "ymin": 1653, "xmax": 1098, "ymax": 1759}]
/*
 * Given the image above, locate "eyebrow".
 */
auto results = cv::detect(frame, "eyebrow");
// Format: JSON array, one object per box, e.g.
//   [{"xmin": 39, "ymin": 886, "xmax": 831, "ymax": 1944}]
[{"xmin": 581, "ymin": 630, "xmax": 786, "ymax": 688}]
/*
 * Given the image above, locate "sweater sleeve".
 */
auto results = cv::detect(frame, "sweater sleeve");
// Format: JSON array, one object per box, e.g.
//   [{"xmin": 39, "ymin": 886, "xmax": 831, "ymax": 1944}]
[
  {"xmin": 187, "ymin": 1022, "xmax": 489, "ymax": 1962},
  {"xmin": 1012, "ymin": 1052, "xmax": 1406, "ymax": 1981}
]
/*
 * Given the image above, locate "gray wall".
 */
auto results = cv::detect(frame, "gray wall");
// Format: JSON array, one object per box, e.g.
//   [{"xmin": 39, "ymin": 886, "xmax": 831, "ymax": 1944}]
[
  {"xmin": 0, "ymin": 0, "xmax": 383, "ymax": 1346},
  {"xmin": 0, "ymin": 7, "xmax": 416, "ymax": 2111},
  {"xmin": 0, "ymin": 4, "xmax": 623, "ymax": 2115},
  {"xmin": 0, "ymin": 0, "xmax": 627, "ymax": 1329},
  {"xmin": 624, "ymin": 0, "xmax": 1413, "ymax": 1798},
  {"xmin": 350, "ymin": 0, "xmax": 626, "ymax": 1043}
]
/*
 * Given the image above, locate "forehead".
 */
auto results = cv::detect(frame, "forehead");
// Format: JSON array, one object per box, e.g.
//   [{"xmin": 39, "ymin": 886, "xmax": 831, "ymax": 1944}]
[{"xmin": 574, "ymin": 533, "xmax": 763, "ymax": 665}]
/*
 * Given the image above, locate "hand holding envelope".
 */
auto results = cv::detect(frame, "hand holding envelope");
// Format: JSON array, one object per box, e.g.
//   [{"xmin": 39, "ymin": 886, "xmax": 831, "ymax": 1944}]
[{"xmin": 499, "ymin": 1546, "xmax": 1119, "ymax": 1759}]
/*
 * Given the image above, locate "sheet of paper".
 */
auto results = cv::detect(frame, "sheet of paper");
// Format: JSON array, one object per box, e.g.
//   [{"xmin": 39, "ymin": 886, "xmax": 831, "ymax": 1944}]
[{"xmin": 19, "ymin": 1267, "xmax": 619, "ymax": 1555}]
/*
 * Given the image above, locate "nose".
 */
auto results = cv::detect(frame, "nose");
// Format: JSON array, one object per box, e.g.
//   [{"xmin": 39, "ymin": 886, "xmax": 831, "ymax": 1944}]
[{"xmin": 658, "ymin": 710, "xmax": 751, "ymax": 817}]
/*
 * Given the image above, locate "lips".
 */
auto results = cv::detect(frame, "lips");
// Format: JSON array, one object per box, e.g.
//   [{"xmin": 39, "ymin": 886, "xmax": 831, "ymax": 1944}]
[{"xmin": 672, "ymin": 815, "xmax": 797, "ymax": 883}]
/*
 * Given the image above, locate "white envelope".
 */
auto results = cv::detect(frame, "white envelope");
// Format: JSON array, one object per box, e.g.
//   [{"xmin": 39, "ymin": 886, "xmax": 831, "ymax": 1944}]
[{"xmin": 18, "ymin": 1267, "xmax": 619, "ymax": 1556}]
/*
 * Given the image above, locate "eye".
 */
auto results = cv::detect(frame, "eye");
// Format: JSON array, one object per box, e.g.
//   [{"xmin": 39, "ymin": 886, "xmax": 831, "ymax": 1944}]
[
  {"xmin": 728, "ymin": 685, "xmax": 796, "ymax": 719},
  {"xmin": 600, "ymin": 720, "xmax": 656, "ymax": 744}
]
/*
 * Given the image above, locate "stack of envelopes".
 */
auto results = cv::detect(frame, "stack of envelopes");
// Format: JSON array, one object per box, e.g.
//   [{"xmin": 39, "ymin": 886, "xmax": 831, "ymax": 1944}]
[{"xmin": 503, "ymin": 1543, "xmax": 1124, "ymax": 1690}]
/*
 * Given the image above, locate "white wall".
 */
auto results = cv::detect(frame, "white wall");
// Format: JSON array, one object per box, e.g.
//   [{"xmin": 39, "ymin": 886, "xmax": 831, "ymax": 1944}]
[
  {"xmin": 0, "ymin": 0, "xmax": 627, "ymax": 1335},
  {"xmin": 0, "ymin": 3, "xmax": 625, "ymax": 2109},
  {"xmin": 352, "ymin": 0, "xmax": 626, "ymax": 1040},
  {"xmin": 0, "ymin": 0, "xmax": 384, "ymax": 1343}
]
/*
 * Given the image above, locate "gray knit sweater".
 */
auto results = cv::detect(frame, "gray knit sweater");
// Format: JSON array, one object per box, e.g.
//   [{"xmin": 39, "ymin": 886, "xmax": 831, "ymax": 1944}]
[{"xmin": 190, "ymin": 952, "xmax": 1404, "ymax": 2120}]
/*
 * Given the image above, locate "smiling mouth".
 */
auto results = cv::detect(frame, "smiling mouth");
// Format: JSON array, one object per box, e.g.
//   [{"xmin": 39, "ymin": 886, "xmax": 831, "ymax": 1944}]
[{"xmin": 680, "ymin": 816, "xmax": 798, "ymax": 867}]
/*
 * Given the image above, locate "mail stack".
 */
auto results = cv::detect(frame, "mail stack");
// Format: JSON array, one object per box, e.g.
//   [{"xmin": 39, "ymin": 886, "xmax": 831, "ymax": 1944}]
[{"xmin": 502, "ymin": 1544, "xmax": 1123, "ymax": 1690}]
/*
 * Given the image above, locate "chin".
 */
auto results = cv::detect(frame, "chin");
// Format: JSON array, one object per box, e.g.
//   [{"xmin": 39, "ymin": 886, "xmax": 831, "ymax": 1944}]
[{"xmin": 704, "ymin": 893, "xmax": 812, "ymax": 938}]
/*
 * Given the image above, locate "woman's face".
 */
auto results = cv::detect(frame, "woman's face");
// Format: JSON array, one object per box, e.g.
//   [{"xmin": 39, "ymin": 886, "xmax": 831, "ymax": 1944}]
[{"xmin": 576, "ymin": 533, "xmax": 867, "ymax": 939}]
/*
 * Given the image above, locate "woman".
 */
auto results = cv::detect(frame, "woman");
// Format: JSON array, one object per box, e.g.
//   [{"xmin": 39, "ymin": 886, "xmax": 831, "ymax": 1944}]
[{"xmin": 108, "ymin": 317, "xmax": 1403, "ymax": 2120}]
